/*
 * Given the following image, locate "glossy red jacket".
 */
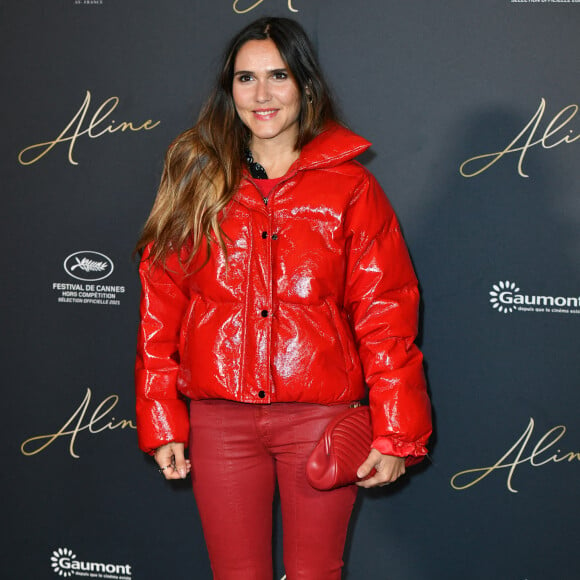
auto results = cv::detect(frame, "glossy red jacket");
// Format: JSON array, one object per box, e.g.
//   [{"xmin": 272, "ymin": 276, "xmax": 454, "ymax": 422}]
[{"xmin": 136, "ymin": 123, "xmax": 432, "ymax": 458}]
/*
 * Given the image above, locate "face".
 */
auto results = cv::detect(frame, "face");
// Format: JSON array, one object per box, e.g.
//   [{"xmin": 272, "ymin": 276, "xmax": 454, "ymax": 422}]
[{"xmin": 232, "ymin": 39, "xmax": 302, "ymax": 150}]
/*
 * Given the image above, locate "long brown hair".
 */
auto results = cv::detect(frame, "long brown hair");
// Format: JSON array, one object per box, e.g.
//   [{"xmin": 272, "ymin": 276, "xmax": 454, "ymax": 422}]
[{"xmin": 136, "ymin": 17, "xmax": 340, "ymax": 266}]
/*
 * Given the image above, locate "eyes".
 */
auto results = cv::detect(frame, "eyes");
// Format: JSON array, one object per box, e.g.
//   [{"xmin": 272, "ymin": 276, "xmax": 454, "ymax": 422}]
[
  {"xmin": 235, "ymin": 70, "xmax": 289, "ymax": 83},
  {"xmin": 236, "ymin": 74, "xmax": 253, "ymax": 83}
]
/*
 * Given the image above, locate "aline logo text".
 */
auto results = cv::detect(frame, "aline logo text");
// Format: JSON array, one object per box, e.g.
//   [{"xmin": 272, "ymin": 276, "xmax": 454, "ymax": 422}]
[
  {"xmin": 233, "ymin": 0, "xmax": 298, "ymax": 13},
  {"xmin": 450, "ymin": 417, "xmax": 579, "ymax": 493},
  {"xmin": 460, "ymin": 97, "xmax": 579, "ymax": 178},
  {"xmin": 18, "ymin": 90, "xmax": 160, "ymax": 166},
  {"xmin": 21, "ymin": 388, "xmax": 136, "ymax": 459},
  {"xmin": 489, "ymin": 280, "xmax": 580, "ymax": 315}
]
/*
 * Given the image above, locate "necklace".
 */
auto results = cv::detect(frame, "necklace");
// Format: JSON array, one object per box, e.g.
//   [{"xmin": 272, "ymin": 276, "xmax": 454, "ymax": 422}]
[{"xmin": 244, "ymin": 148, "xmax": 268, "ymax": 179}]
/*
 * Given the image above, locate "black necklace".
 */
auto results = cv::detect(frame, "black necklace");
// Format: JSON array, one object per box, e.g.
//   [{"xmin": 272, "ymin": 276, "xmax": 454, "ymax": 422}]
[{"xmin": 244, "ymin": 148, "xmax": 268, "ymax": 179}]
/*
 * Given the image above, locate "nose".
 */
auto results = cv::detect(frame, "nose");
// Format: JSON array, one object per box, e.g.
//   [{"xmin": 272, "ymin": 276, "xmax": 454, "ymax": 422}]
[{"xmin": 255, "ymin": 79, "xmax": 271, "ymax": 103}]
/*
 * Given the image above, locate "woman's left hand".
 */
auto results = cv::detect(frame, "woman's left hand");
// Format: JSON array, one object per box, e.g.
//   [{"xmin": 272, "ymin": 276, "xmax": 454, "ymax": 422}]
[{"xmin": 356, "ymin": 449, "xmax": 406, "ymax": 488}]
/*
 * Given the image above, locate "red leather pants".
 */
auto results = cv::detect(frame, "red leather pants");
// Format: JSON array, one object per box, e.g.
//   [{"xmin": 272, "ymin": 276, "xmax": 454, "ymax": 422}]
[{"xmin": 188, "ymin": 399, "xmax": 358, "ymax": 580}]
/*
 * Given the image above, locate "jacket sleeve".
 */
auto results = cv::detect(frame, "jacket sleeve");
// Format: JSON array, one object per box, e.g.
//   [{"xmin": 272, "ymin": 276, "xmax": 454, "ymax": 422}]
[
  {"xmin": 135, "ymin": 244, "xmax": 191, "ymax": 454},
  {"xmin": 344, "ymin": 171, "xmax": 431, "ymax": 462}
]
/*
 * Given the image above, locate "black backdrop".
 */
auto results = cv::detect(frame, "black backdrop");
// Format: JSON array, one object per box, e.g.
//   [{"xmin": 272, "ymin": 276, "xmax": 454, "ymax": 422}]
[{"xmin": 2, "ymin": 1, "xmax": 579, "ymax": 579}]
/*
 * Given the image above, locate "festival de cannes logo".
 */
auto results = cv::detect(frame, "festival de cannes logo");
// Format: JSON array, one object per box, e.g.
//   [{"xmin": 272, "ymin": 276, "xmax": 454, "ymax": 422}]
[
  {"xmin": 489, "ymin": 280, "xmax": 580, "ymax": 315},
  {"xmin": 64, "ymin": 251, "xmax": 114, "ymax": 282}
]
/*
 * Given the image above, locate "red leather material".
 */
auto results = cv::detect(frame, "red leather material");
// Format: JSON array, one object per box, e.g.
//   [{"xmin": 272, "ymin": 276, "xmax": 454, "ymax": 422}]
[
  {"xmin": 188, "ymin": 399, "xmax": 357, "ymax": 578},
  {"xmin": 307, "ymin": 405, "xmax": 374, "ymax": 490},
  {"xmin": 135, "ymin": 123, "xmax": 432, "ymax": 458},
  {"xmin": 307, "ymin": 405, "xmax": 426, "ymax": 490}
]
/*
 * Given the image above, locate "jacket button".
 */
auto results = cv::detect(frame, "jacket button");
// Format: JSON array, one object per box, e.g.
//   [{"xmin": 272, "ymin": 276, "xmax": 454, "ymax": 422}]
[
  {"xmin": 261, "ymin": 309, "xmax": 269, "ymax": 317},
  {"xmin": 258, "ymin": 390, "xmax": 266, "ymax": 398},
  {"xmin": 271, "ymin": 234, "xmax": 278, "ymax": 240},
  {"xmin": 261, "ymin": 231, "xmax": 268, "ymax": 239}
]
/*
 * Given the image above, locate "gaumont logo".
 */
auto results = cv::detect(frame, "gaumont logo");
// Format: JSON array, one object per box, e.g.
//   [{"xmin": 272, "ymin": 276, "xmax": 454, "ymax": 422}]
[
  {"xmin": 489, "ymin": 280, "xmax": 580, "ymax": 315},
  {"xmin": 64, "ymin": 251, "xmax": 113, "ymax": 282},
  {"xmin": 51, "ymin": 547, "xmax": 132, "ymax": 579}
]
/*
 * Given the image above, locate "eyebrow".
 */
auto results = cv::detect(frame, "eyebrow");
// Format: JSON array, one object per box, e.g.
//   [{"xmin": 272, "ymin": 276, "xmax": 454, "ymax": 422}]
[{"xmin": 233, "ymin": 68, "xmax": 288, "ymax": 77}]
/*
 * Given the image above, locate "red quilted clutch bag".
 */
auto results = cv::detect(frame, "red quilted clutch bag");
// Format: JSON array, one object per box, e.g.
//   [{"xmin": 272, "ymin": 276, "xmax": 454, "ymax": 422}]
[{"xmin": 306, "ymin": 405, "xmax": 374, "ymax": 490}]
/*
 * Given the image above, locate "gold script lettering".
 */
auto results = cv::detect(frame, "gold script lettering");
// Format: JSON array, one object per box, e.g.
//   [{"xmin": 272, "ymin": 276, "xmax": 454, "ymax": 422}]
[
  {"xmin": 450, "ymin": 418, "xmax": 580, "ymax": 493},
  {"xmin": 233, "ymin": 0, "xmax": 298, "ymax": 14},
  {"xmin": 18, "ymin": 90, "xmax": 161, "ymax": 166},
  {"xmin": 459, "ymin": 98, "xmax": 579, "ymax": 178},
  {"xmin": 20, "ymin": 388, "xmax": 136, "ymax": 459}
]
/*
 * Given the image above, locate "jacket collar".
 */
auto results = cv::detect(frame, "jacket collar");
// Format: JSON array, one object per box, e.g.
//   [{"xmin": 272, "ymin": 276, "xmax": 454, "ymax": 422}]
[
  {"xmin": 236, "ymin": 123, "xmax": 371, "ymax": 210},
  {"xmin": 294, "ymin": 122, "xmax": 371, "ymax": 171},
  {"xmin": 240, "ymin": 123, "xmax": 371, "ymax": 181}
]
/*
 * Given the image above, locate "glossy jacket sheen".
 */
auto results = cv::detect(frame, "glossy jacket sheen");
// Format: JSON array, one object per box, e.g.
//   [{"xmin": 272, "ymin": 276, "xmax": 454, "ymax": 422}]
[{"xmin": 136, "ymin": 123, "xmax": 432, "ymax": 458}]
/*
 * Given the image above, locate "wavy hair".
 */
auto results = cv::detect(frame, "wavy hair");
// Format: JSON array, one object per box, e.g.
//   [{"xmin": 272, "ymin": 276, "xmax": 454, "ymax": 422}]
[{"xmin": 136, "ymin": 16, "xmax": 340, "ymax": 266}]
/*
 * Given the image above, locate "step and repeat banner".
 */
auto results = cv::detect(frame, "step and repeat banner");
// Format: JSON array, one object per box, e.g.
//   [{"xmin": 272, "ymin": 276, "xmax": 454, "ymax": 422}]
[{"xmin": 2, "ymin": 1, "xmax": 578, "ymax": 579}]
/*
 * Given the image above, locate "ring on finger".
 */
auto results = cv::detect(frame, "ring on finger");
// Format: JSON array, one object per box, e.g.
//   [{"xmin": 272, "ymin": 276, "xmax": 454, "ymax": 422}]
[{"xmin": 158, "ymin": 464, "xmax": 173, "ymax": 474}]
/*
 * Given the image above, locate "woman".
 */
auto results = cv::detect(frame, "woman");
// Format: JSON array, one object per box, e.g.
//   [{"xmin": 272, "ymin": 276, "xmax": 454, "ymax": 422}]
[{"xmin": 135, "ymin": 16, "xmax": 431, "ymax": 580}]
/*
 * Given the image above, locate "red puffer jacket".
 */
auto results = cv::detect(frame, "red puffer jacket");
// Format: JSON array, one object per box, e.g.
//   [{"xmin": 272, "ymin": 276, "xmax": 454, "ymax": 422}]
[{"xmin": 136, "ymin": 123, "xmax": 431, "ymax": 459}]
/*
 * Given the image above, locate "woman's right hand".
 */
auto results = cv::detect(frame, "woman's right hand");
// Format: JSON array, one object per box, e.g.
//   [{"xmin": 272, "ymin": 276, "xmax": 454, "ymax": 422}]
[{"xmin": 154, "ymin": 442, "xmax": 191, "ymax": 480}]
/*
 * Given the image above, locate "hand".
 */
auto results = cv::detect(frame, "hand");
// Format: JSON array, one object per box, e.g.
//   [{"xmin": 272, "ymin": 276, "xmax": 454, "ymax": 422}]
[
  {"xmin": 154, "ymin": 442, "xmax": 191, "ymax": 480},
  {"xmin": 356, "ymin": 449, "xmax": 406, "ymax": 488}
]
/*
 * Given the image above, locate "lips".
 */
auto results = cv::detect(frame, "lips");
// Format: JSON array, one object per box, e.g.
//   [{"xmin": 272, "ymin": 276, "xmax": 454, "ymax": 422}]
[{"xmin": 253, "ymin": 109, "xmax": 278, "ymax": 119}]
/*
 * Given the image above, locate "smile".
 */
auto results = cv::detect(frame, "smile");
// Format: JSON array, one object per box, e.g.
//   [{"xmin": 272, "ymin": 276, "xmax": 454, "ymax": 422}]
[{"xmin": 253, "ymin": 109, "xmax": 279, "ymax": 119}]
